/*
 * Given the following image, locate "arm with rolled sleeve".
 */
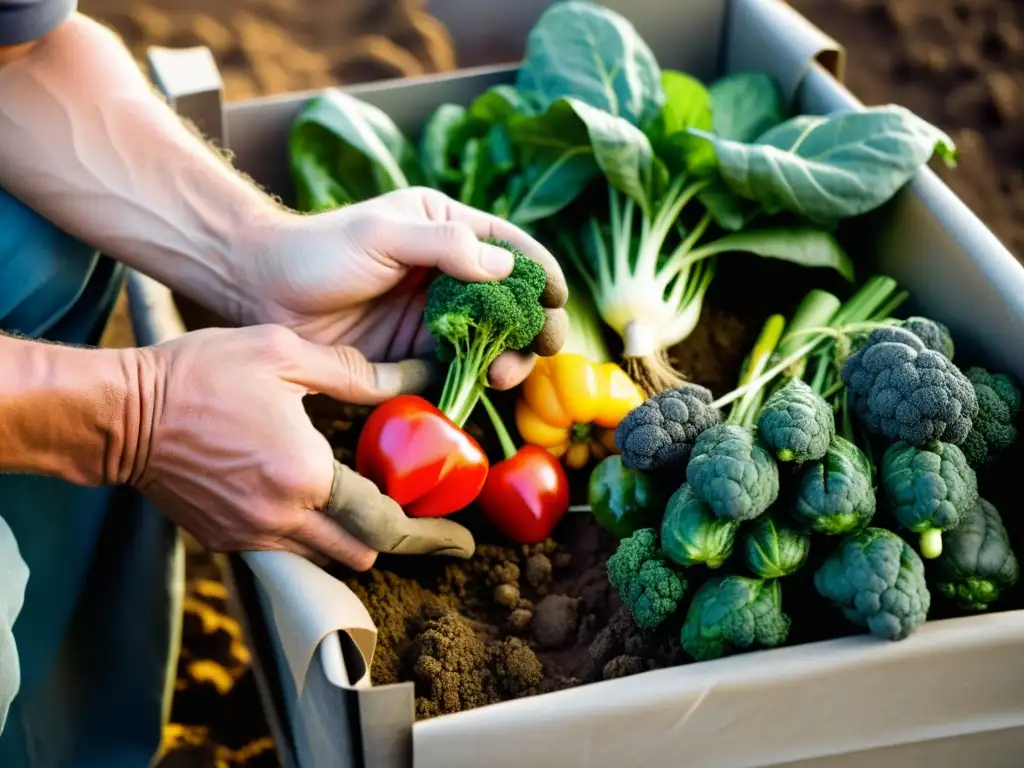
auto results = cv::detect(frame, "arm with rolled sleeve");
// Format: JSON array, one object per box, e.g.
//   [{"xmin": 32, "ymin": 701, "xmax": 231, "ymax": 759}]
[{"xmin": 0, "ymin": 0, "xmax": 79, "ymax": 735}]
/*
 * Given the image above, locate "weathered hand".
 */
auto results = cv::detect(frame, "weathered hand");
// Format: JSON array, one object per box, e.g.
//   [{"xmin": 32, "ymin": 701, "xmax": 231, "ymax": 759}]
[
  {"xmin": 128, "ymin": 323, "xmax": 472, "ymax": 570},
  {"xmin": 241, "ymin": 187, "xmax": 569, "ymax": 389}
]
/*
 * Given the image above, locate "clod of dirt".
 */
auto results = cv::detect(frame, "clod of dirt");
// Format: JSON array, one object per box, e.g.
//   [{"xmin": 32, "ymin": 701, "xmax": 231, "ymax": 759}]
[
  {"xmin": 508, "ymin": 609, "xmax": 533, "ymax": 634},
  {"xmin": 490, "ymin": 562, "xmax": 520, "ymax": 585},
  {"xmin": 531, "ymin": 595, "xmax": 581, "ymax": 649},
  {"xmin": 412, "ymin": 611, "xmax": 496, "ymax": 718},
  {"xmin": 603, "ymin": 655, "xmax": 645, "ymax": 680},
  {"xmin": 525, "ymin": 553, "xmax": 553, "ymax": 591},
  {"xmin": 491, "ymin": 637, "xmax": 544, "ymax": 695},
  {"xmin": 494, "ymin": 583, "xmax": 520, "ymax": 609}
]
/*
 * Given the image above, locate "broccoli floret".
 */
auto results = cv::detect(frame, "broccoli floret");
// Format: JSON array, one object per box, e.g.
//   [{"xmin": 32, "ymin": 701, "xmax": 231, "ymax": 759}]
[
  {"xmin": 614, "ymin": 384, "xmax": 720, "ymax": 473},
  {"xmin": 934, "ymin": 497, "xmax": 1019, "ymax": 611},
  {"xmin": 814, "ymin": 527, "xmax": 931, "ymax": 640},
  {"xmin": 686, "ymin": 424, "xmax": 779, "ymax": 522},
  {"xmin": 841, "ymin": 326, "xmax": 977, "ymax": 446},
  {"xmin": 880, "ymin": 440, "xmax": 978, "ymax": 559},
  {"xmin": 792, "ymin": 435, "xmax": 876, "ymax": 535},
  {"xmin": 960, "ymin": 367, "xmax": 1021, "ymax": 468},
  {"xmin": 606, "ymin": 528, "xmax": 686, "ymax": 629},
  {"xmin": 425, "ymin": 239, "xmax": 547, "ymax": 426},
  {"xmin": 757, "ymin": 378, "xmax": 835, "ymax": 463},
  {"xmin": 660, "ymin": 483, "xmax": 739, "ymax": 569},
  {"xmin": 742, "ymin": 514, "xmax": 810, "ymax": 579},
  {"xmin": 681, "ymin": 576, "xmax": 791, "ymax": 661},
  {"xmin": 900, "ymin": 316, "xmax": 954, "ymax": 359}
]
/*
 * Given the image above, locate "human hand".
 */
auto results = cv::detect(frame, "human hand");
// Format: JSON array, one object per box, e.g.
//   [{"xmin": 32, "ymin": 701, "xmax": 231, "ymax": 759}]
[
  {"xmin": 239, "ymin": 187, "xmax": 569, "ymax": 390},
  {"xmin": 128, "ymin": 324, "xmax": 474, "ymax": 568}
]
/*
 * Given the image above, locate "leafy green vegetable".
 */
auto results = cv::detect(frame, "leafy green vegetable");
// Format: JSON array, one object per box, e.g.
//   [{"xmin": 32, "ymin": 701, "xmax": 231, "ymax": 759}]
[
  {"xmin": 792, "ymin": 436, "xmax": 876, "ymax": 535},
  {"xmin": 815, "ymin": 528, "xmax": 931, "ymax": 640},
  {"xmin": 934, "ymin": 498, "xmax": 1019, "ymax": 611},
  {"xmin": 515, "ymin": 0, "xmax": 664, "ymax": 128},
  {"xmin": 681, "ymin": 576, "xmax": 791, "ymax": 661},
  {"xmin": 693, "ymin": 105, "xmax": 958, "ymax": 225},
  {"xmin": 742, "ymin": 514, "xmax": 810, "ymax": 579},
  {"xmin": 708, "ymin": 71, "xmax": 787, "ymax": 143},
  {"xmin": 880, "ymin": 440, "xmax": 979, "ymax": 559},
  {"xmin": 757, "ymin": 378, "xmax": 836, "ymax": 463},
  {"xmin": 289, "ymin": 89, "xmax": 420, "ymax": 210},
  {"xmin": 660, "ymin": 483, "xmax": 739, "ymax": 569},
  {"xmin": 606, "ymin": 528, "xmax": 686, "ymax": 629},
  {"xmin": 686, "ymin": 424, "xmax": 780, "ymax": 522}
]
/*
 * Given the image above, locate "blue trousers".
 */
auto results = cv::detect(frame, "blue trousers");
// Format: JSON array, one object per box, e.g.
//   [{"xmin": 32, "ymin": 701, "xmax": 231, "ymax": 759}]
[{"xmin": 0, "ymin": 185, "xmax": 182, "ymax": 767}]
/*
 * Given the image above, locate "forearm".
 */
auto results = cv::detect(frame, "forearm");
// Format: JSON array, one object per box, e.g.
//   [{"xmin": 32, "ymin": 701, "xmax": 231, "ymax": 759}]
[
  {"xmin": 0, "ymin": 14, "xmax": 282, "ymax": 322},
  {"xmin": 0, "ymin": 333, "xmax": 148, "ymax": 486}
]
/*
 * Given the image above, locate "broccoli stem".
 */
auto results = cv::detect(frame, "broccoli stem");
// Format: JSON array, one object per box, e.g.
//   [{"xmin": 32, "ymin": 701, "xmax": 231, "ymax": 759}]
[
  {"xmin": 478, "ymin": 391, "xmax": 517, "ymax": 462},
  {"xmin": 920, "ymin": 528, "xmax": 944, "ymax": 559},
  {"xmin": 436, "ymin": 326, "xmax": 507, "ymax": 428}
]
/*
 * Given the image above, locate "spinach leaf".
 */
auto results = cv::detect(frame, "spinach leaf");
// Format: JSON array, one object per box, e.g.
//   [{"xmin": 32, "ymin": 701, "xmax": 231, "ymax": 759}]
[
  {"xmin": 697, "ymin": 180, "xmax": 760, "ymax": 232},
  {"xmin": 420, "ymin": 103, "xmax": 469, "ymax": 188},
  {"xmin": 288, "ymin": 90, "xmax": 420, "ymax": 210},
  {"xmin": 708, "ymin": 72, "xmax": 787, "ymax": 142},
  {"xmin": 691, "ymin": 228, "xmax": 854, "ymax": 281},
  {"xmin": 650, "ymin": 70, "xmax": 717, "ymax": 177},
  {"xmin": 515, "ymin": 0, "xmax": 664, "ymax": 127},
  {"xmin": 696, "ymin": 105, "xmax": 957, "ymax": 224},
  {"xmin": 468, "ymin": 85, "xmax": 542, "ymax": 123}
]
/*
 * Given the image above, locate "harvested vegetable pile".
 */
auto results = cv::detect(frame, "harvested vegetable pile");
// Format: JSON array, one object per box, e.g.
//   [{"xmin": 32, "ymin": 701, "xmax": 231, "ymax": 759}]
[{"xmin": 287, "ymin": 0, "xmax": 1024, "ymax": 719}]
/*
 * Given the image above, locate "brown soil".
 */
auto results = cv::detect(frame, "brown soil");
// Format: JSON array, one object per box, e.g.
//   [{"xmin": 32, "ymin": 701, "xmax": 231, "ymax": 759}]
[{"xmin": 72, "ymin": 0, "xmax": 1022, "ymax": 763}]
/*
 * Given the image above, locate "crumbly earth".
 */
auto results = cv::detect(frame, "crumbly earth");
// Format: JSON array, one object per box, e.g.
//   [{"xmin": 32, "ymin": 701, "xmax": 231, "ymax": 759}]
[{"xmin": 75, "ymin": 0, "xmax": 1024, "ymax": 762}]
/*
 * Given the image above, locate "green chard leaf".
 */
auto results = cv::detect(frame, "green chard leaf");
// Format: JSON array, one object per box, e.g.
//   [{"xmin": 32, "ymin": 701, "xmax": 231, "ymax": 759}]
[
  {"xmin": 650, "ymin": 70, "xmax": 717, "ymax": 177},
  {"xmin": 288, "ymin": 89, "xmax": 420, "ymax": 210},
  {"xmin": 708, "ymin": 71, "xmax": 788, "ymax": 142},
  {"xmin": 515, "ymin": 0, "xmax": 664, "ymax": 127},
  {"xmin": 689, "ymin": 228, "xmax": 854, "ymax": 281},
  {"xmin": 419, "ymin": 103, "xmax": 469, "ymax": 188},
  {"xmin": 694, "ymin": 104, "xmax": 957, "ymax": 225}
]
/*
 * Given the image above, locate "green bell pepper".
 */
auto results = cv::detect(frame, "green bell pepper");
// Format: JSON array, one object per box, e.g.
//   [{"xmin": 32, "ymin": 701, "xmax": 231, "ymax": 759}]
[{"xmin": 588, "ymin": 455, "xmax": 667, "ymax": 538}]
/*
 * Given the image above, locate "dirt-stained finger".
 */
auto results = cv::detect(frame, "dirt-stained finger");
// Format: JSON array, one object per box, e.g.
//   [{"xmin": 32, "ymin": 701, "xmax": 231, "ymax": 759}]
[
  {"xmin": 532, "ymin": 307, "xmax": 568, "ymax": 357},
  {"xmin": 488, "ymin": 349, "xmax": 536, "ymax": 391}
]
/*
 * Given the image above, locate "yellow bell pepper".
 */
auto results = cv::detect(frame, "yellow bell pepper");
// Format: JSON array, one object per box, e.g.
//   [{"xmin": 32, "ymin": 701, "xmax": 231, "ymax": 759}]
[{"xmin": 515, "ymin": 353, "xmax": 645, "ymax": 470}]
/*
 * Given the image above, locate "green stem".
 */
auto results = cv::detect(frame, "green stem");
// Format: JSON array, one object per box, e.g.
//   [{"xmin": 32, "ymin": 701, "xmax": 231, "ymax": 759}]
[
  {"xmin": 479, "ymin": 392, "xmax": 517, "ymax": 461},
  {"xmin": 920, "ymin": 529, "xmax": 943, "ymax": 559},
  {"xmin": 726, "ymin": 314, "xmax": 786, "ymax": 425}
]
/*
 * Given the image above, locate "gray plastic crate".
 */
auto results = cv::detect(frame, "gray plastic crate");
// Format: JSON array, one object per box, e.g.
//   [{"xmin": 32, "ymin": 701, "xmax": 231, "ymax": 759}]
[{"xmin": 137, "ymin": 1, "xmax": 1024, "ymax": 767}]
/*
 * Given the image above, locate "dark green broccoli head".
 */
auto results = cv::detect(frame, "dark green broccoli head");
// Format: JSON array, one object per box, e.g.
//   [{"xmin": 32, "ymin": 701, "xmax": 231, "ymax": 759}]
[
  {"xmin": 614, "ymin": 384, "xmax": 721, "ymax": 473},
  {"xmin": 606, "ymin": 528, "xmax": 686, "ymax": 629},
  {"xmin": 841, "ymin": 326, "xmax": 977, "ymax": 446},
  {"xmin": 934, "ymin": 498, "xmax": 1019, "ymax": 611},
  {"xmin": 681, "ymin": 576, "xmax": 791, "ymax": 661},
  {"xmin": 792, "ymin": 435, "xmax": 876, "ymax": 535},
  {"xmin": 686, "ymin": 424, "xmax": 779, "ymax": 522},
  {"xmin": 756, "ymin": 378, "xmax": 836, "ymax": 463},
  {"xmin": 814, "ymin": 527, "xmax": 931, "ymax": 640},
  {"xmin": 960, "ymin": 367, "xmax": 1021, "ymax": 468},
  {"xmin": 424, "ymin": 239, "xmax": 547, "ymax": 361},
  {"xmin": 880, "ymin": 440, "xmax": 978, "ymax": 559},
  {"xmin": 899, "ymin": 317, "xmax": 954, "ymax": 359},
  {"xmin": 742, "ymin": 513, "xmax": 810, "ymax": 579},
  {"xmin": 660, "ymin": 483, "xmax": 739, "ymax": 569}
]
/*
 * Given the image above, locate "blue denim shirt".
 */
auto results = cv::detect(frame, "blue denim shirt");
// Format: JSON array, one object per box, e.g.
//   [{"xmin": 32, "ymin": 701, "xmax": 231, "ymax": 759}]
[{"xmin": 0, "ymin": 185, "xmax": 182, "ymax": 768}]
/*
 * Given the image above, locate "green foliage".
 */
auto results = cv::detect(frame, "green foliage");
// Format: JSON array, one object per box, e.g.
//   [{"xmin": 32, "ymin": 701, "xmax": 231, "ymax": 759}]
[
  {"xmin": 606, "ymin": 528, "xmax": 686, "ymax": 629},
  {"xmin": 814, "ymin": 528, "xmax": 930, "ymax": 641},
  {"xmin": 681, "ymin": 576, "xmax": 791, "ymax": 661},
  {"xmin": 686, "ymin": 424, "xmax": 780, "ymax": 522},
  {"xmin": 742, "ymin": 514, "xmax": 810, "ymax": 579},
  {"xmin": 660, "ymin": 484, "xmax": 739, "ymax": 569},
  {"xmin": 880, "ymin": 440, "xmax": 978, "ymax": 559},
  {"xmin": 961, "ymin": 367, "xmax": 1021, "ymax": 468},
  {"xmin": 757, "ymin": 378, "xmax": 836, "ymax": 463},
  {"xmin": 934, "ymin": 498, "xmax": 1020, "ymax": 611},
  {"xmin": 792, "ymin": 436, "xmax": 876, "ymax": 535}
]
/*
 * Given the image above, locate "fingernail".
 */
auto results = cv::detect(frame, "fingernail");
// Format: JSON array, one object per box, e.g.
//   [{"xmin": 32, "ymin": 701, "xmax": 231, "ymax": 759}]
[
  {"xmin": 479, "ymin": 244, "xmax": 514, "ymax": 277},
  {"xmin": 375, "ymin": 359, "xmax": 435, "ymax": 394}
]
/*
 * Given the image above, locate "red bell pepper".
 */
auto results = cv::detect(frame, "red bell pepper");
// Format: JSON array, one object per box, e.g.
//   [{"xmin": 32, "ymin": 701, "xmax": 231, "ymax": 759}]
[
  {"xmin": 476, "ymin": 393, "xmax": 570, "ymax": 544},
  {"xmin": 355, "ymin": 394, "xmax": 489, "ymax": 518}
]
